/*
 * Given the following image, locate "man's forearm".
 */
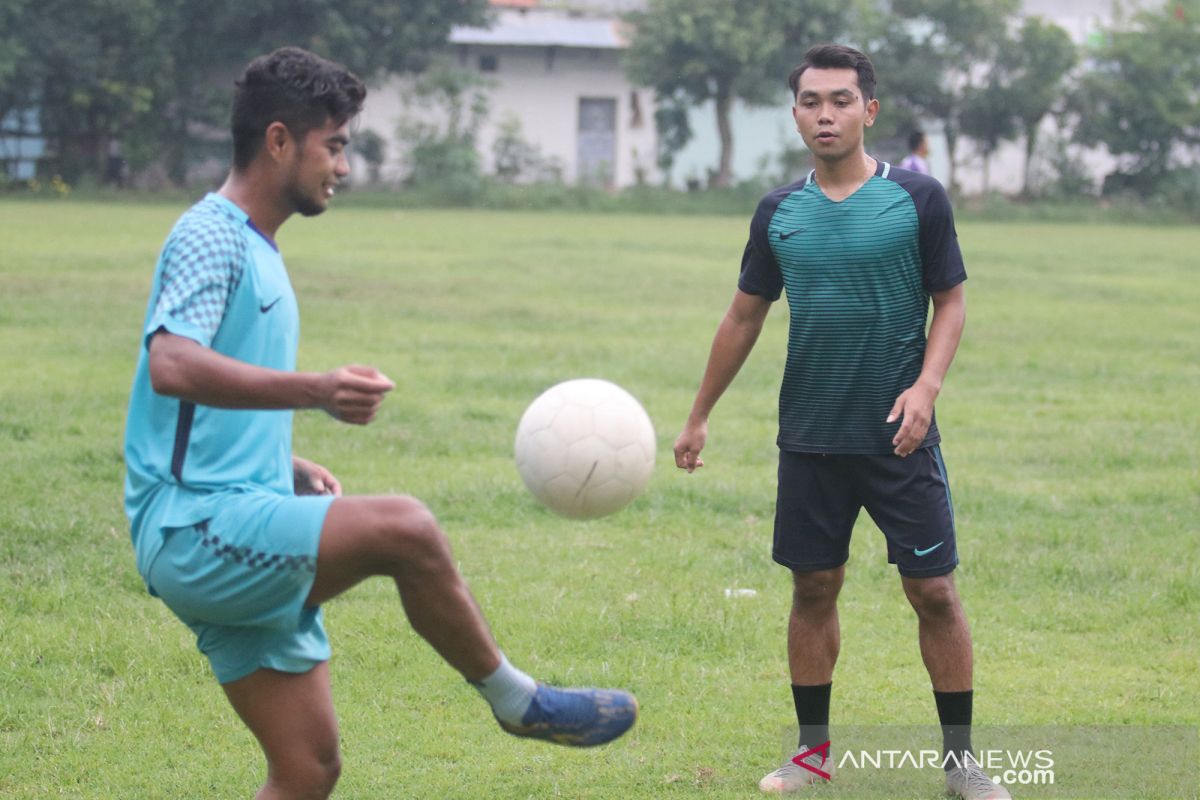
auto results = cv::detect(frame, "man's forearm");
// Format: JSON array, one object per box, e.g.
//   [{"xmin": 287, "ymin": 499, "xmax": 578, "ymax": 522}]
[
  {"xmin": 149, "ymin": 331, "xmax": 322, "ymax": 410},
  {"xmin": 919, "ymin": 286, "xmax": 966, "ymax": 392},
  {"xmin": 688, "ymin": 306, "xmax": 766, "ymax": 423}
]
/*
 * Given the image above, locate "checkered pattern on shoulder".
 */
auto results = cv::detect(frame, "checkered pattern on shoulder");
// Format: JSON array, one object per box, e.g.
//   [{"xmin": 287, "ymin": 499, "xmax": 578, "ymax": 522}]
[{"xmin": 152, "ymin": 198, "xmax": 249, "ymax": 345}]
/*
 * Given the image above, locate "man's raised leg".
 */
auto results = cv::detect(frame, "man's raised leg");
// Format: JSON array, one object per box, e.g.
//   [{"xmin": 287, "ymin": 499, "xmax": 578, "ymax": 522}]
[{"xmin": 307, "ymin": 494, "xmax": 637, "ymax": 746}]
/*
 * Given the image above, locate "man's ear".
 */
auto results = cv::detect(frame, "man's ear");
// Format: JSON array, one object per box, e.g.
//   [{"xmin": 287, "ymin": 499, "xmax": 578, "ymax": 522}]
[
  {"xmin": 263, "ymin": 121, "xmax": 293, "ymax": 163},
  {"xmin": 865, "ymin": 98, "xmax": 880, "ymax": 128}
]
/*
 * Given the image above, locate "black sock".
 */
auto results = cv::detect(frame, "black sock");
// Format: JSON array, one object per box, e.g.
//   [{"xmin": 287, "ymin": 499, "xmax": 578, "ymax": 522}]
[
  {"xmin": 934, "ymin": 689, "xmax": 973, "ymax": 770},
  {"xmin": 792, "ymin": 683, "xmax": 832, "ymax": 750}
]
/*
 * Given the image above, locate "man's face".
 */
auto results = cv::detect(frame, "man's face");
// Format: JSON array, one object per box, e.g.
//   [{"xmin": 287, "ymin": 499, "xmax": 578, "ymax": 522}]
[
  {"xmin": 792, "ymin": 67, "xmax": 878, "ymax": 163},
  {"xmin": 285, "ymin": 118, "xmax": 351, "ymax": 217}
]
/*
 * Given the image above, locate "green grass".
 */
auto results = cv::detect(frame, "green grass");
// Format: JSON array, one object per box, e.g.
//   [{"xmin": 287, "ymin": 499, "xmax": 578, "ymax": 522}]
[{"xmin": 0, "ymin": 199, "xmax": 1197, "ymax": 798}]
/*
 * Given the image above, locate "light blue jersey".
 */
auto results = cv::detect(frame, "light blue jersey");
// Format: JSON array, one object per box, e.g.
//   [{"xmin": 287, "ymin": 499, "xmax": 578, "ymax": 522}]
[{"xmin": 124, "ymin": 193, "xmax": 300, "ymax": 580}]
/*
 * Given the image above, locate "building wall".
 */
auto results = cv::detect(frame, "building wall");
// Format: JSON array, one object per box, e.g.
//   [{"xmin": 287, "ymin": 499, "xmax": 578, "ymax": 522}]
[{"xmin": 357, "ymin": 44, "xmax": 658, "ymax": 188}]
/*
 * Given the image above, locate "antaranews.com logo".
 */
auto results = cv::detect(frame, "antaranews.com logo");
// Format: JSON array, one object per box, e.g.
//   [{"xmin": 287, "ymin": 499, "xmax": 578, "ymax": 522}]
[
  {"xmin": 830, "ymin": 746, "xmax": 1054, "ymax": 786},
  {"xmin": 777, "ymin": 725, "xmax": 1198, "ymax": 798}
]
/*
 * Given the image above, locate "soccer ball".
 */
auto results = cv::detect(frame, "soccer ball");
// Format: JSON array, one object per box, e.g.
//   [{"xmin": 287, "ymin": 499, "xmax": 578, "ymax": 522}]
[{"xmin": 514, "ymin": 379, "xmax": 656, "ymax": 519}]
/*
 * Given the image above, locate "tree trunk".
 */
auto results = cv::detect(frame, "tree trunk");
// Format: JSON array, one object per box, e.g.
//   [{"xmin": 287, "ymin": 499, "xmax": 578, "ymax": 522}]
[
  {"xmin": 1022, "ymin": 122, "xmax": 1038, "ymax": 197},
  {"xmin": 944, "ymin": 123, "xmax": 959, "ymax": 198},
  {"xmin": 712, "ymin": 83, "xmax": 733, "ymax": 188}
]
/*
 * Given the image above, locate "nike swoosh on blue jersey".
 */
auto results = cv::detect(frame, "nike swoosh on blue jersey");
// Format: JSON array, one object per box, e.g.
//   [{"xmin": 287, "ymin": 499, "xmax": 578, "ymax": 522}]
[
  {"xmin": 778, "ymin": 227, "xmax": 806, "ymax": 240},
  {"xmin": 259, "ymin": 297, "xmax": 281, "ymax": 313}
]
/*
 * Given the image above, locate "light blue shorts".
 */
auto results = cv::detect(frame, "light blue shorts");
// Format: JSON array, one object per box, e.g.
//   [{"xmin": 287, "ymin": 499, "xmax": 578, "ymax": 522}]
[{"xmin": 144, "ymin": 490, "xmax": 336, "ymax": 684}]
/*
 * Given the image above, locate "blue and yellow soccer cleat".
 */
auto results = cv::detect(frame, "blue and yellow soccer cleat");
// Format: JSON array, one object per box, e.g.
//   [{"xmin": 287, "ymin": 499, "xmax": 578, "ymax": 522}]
[{"xmin": 498, "ymin": 684, "xmax": 638, "ymax": 747}]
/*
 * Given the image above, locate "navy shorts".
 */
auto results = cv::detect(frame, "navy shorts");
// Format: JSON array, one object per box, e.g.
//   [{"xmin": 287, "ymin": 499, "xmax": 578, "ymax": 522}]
[{"xmin": 772, "ymin": 446, "xmax": 958, "ymax": 578}]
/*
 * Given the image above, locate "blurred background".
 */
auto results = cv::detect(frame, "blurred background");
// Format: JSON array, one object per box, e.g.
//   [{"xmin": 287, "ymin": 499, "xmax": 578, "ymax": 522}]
[{"xmin": 3, "ymin": 0, "xmax": 1198, "ymax": 215}]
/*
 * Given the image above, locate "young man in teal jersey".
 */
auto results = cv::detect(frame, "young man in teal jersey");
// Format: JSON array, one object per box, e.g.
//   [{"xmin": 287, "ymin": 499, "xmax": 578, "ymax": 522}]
[
  {"xmin": 124, "ymin": 47, "xmax": 635, "ymax": 799},
  {"xmin": 673, "ymin": 44, "xmax": 1008, "ymax": 800}
]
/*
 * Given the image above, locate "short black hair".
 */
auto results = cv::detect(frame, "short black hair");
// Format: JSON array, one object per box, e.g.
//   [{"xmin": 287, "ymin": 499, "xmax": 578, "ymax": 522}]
[
  {"xmin": 787, "ymin": 44, "xmax": 877, "ymax": 103},
  {"xmin": 908, "ymin": 130, "xmax": 926, "ymax": 151},
  {"xmin": 231, "ymin": 47, "xmax": 366, "ymax": 170}
]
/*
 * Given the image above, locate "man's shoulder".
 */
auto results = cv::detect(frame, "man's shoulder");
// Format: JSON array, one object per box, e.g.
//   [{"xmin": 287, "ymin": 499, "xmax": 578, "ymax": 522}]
[
  {"xmin": 761, "ymin": 174, "xmax": 810, "ymax": 204},
  {"xmin": 751, "ymin": 175, "xmax": 811, "ymax": 225},
  {"xmin": 883, "ymin": 164, "xmax": 944, "ymax": 195},
  {"xmin": 165, "ymin": 196, "xmax": 250, "ymax": 264}
]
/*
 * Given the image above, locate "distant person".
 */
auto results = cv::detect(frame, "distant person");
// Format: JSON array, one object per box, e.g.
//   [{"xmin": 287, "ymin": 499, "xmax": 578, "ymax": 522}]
[
  {"xmin": 123, "ymin": 46, "xmax": 636, "ymax": 799},
  {"xmin": 673, "ymin": 44, "xmax": 1009, "ymax": 799},
  {"xmin": 105, "ymin": 140, "xmax": 127, "ymax": 187},
  {"xmin": 900, "ymin": 130, "xmax": 931, "ymax": 174}
]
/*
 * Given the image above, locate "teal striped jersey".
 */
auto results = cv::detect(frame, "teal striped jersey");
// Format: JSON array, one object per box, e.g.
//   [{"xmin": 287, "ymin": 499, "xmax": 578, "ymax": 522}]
[{"xmin": 738, "ymin": 161, "xmax": 966, "ymax": 454}]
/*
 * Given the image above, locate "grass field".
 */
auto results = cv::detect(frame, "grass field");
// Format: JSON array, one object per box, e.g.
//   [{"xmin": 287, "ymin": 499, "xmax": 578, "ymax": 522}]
[{"xmin": 1, "ymin": 199, "xmax": 1197, "ymax": 798}]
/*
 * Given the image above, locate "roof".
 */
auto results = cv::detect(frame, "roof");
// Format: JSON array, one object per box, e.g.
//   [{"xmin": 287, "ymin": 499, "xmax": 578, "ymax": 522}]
[{"xmin": 451, "ymin": 9, "xmax": 629, "ymax": 49}]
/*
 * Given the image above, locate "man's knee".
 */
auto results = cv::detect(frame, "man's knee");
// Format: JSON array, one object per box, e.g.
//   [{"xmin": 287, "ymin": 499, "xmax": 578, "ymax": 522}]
[
  {"xmin": 268, "ymin": 742, "xmax": 341, "ymax": 799},
  {"xmin": 791, "ymin": 568, "xmax": 842, "ymax": 614},
  {"xmin": 369, "ymin": 496, "xmax": 450, "ymax": 570},
  {"xmin": 904, "ymin": 575, "xmax": 961, "ymax": 619}
]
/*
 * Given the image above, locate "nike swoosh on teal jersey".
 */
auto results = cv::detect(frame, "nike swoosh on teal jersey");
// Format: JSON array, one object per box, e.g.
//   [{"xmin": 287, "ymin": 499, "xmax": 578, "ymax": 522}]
[{"xmin": 914, "ymin": 542, "xmax": 944, "ymax": 557}]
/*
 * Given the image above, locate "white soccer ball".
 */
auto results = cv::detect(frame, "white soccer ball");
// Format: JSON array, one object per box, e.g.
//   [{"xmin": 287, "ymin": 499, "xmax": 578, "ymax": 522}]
[{"xmin": 514, "ymin": 378, "xmax": 656, "ymax": 519}]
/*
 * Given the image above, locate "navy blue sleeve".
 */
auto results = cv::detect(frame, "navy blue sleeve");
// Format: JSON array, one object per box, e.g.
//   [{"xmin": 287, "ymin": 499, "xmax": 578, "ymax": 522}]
[
  {"xmin": 889, "ymin": 170, "xmax": 966, "ymax": 293},
  {"xmin": 737, "ymin": 184, "xmax": 797, "ymax": 301},
  {"xmin": 911, "ymin": 176, "xmax": 966, "ymax": 293}
]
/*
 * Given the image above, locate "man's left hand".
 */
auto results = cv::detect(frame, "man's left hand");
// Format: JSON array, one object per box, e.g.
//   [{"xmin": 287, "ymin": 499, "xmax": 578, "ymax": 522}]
[
  {"xmin": 887, "ymin": 381, "xmax": 938, "ymax": 457},
  {"xmin": 293, "ymin": 456, "xmax": 342, "ymax": 496}
]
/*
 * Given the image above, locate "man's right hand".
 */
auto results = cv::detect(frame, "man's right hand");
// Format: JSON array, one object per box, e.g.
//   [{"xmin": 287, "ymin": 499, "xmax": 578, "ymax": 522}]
[
  {"xmin": 318, "ymin": 365, "xmax": 395, "ymax": 425},
  {"xmin": 673, "ymin": 419, "xmax": 708, "ymax": 473}
]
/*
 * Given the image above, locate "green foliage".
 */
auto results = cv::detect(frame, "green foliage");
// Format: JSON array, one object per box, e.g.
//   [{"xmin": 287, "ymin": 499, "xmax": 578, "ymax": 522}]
[
  {"xmin": 624, "ymin": 0, "xmax": 848, "ymax": 187},
  {"xmin": 1, "ymin": 200, "xmax": 1198, "ymax": 796},
  {"xmin": 351, "ymin": 129, "xmax": 387, "ymax": 185},
  {"xmin": 1033, "ymin": 134, "xmax": 1097, "ymax": 201},
  {"xmin": 2, "ymin": 0, "xmax": 489, "ymax": 184},
  {"xmin": 651, "ymin": 96, "xmax": 693, "ymax": 179},
  {"xmin": 959, "ymin": 78, "xmax": 1018, "ymax": 169},
  {"xmin": 957, "ymin": 16, "xmax": 1076, "ymax": 195},
  {"xmin": 866, "ymin": 0, "xmax": 1020, "ymax": 193},
  {"xmin": 491, "ymin": 114, "xmax": 559, "ymax": 184},
  {"xmin": 1071, "ymin": 0, "xmax": 1200, "ymax": 188},
  {"xmin": 396, "ymin": 59, "xmax": 491, "ymax": 203},
  {"xmin": 1001, "ymin": 17, "xmax": 1078, "ymax": 196}
]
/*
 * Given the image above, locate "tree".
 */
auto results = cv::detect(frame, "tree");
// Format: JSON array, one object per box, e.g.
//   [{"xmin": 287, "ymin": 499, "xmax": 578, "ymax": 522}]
[
  {"xmin": 397, "ymin": 57, "xmax": 490, "ymax": 202},
  {"xmin": 958, "ymin": 76, "xmax": 1017, "ymax": 194},
  {"xmin": 354, "ymin": 128, "xmax": 387, "ymax": 185},
  {"xmin": 1071, "ymin": 0, "xmax": 1200, "ymax": 193},
  {"xmin": 624, "ymin": 0, "xmax": 848, "ymax": 188},
  {"xmin": 957, "ymin": 15, "xmax": 1076, "ymax": 196},
  {"xmin": 6, "ymin": 0, "xmax": 489, "ymax": 185},
  {"xmin": 1004, "ymin": 16, "xmax": 1076, "ymax": 196},
  {"xmin": 29, "ymin": 0, "xmax": 166, "ymax": 180},
  {"xmin": 866, "ymin": 0, "xmax": 1020, "ymax": 195}
]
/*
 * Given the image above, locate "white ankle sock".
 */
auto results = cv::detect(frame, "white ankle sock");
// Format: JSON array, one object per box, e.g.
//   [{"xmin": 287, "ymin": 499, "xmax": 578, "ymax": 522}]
[{"xmin": 472, "ymin": 653, "xmax": 537, "ymax": 724}]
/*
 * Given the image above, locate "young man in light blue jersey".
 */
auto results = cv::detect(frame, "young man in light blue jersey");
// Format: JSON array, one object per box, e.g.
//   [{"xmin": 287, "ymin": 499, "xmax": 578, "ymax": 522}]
[
  {"xmin": 124, "ymin": 47, "xmax": 635, "ymax": 799},
  {"xmin": 673, "ymin": 45, "xmax": 1008, "ymax": 799}
]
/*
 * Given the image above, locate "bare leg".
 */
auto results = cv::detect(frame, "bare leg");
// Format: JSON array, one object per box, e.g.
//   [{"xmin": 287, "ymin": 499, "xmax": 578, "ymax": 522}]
[
  {"xmin": 222, "ymin": 663, "xmax": 341, "ymax": 800},
  {"xmin": 292, "ymin": 494, "xmax": 636, "ymax": 750},
  {"xmin": 306, "ymin": 495, "xmax": 500, "ymax": 680},
  {"xmin": 901, "ymin": 573, "xmax": 972, "ymax": 691},
  {"xmin": 788, "ymin": 566, "xmax": 845, "ymax": 683}
]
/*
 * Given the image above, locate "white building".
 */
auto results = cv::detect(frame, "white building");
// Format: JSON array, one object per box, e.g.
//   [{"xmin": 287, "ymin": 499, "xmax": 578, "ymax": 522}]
[{"xmin": 356, "ymin": 0, "xmax": 658, "ymax": 188}]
